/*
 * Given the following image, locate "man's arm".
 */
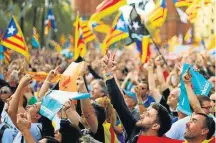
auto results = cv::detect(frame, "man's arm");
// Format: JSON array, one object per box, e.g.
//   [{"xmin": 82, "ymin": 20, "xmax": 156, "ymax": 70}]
[
  {"xmin": 77, "ymin": 63, "xmax": 98, "ymax": 134},
  {"xmin": 8, "ymin": 75, "xmax": 32, "ymax": 124},
  {"xmin": 17, "ymin": 113, "xmax": 36, "ymax": 143},
  {"xmin": 62, "ymin": 100, "xmax": 81, "ymax": 127},
  {"xmin": 183, "ymin": 69, "xmax": 205, "ymax": 114},
  {"xmin": 102, "ymin": 52, "xmax": 136, "ymax": 137},
  {"xmin": 145, "ymin": 60, "xmax": 162, "ymax": 103},
  {"xmin": 38, "ymin": 67, "xmax": 59, "ymax": 101}
]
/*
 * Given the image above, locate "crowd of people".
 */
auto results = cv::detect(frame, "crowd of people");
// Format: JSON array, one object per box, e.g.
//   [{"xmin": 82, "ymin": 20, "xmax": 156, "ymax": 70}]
[{"xmin": 0, "ymin": 46, "xmax": 215, "ymax": 143}]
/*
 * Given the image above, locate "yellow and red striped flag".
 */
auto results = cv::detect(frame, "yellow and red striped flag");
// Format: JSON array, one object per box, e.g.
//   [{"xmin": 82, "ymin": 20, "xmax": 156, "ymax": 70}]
[
  {"xmin": 74, "ymin": 15, "xmax": 87, "ymax": 60},
  {"xmin": 146, "ymin": 0, "xmax": 167, "ymax": 31},
  {"xmin": 90, "ymin": 0, "xmax": 126, "ymax": 21},
  {"xmin": 79, "ymin": 19, "xmax": 96, "ymax": 43},
  {"xmin": 1, "ymin": 16, "xmax": 29, "ymax": 61}
]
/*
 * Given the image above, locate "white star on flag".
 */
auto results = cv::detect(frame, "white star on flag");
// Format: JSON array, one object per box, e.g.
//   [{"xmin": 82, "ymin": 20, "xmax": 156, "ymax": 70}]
[
  {"xmin": 8, "ymin": 25, "xmax": 15, "ymax": 35},
  {"xmin": 132, "ymin": 21, "xmax": 139, "ymax": 31},
  {"xmin": 117, "ymin": 20, "xmax": 125, "ymax": 29}
]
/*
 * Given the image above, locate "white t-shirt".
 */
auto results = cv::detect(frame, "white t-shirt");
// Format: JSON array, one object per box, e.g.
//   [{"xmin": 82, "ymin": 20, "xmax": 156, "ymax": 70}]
[
  {"xmin": 13, "ymin": 123, "xmax": 42, "ymax": 143},
  {"xmin": 1, "ymin": 105, "xmax": 17, "ymax": 129},
  {"xmin": 165, "ymin": 116, "xmax": 190, "ymax": 140}
]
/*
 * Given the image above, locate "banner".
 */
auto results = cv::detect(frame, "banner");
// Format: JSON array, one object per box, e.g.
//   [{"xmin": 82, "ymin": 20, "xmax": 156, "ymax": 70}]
[
  {"xmin": 59, "ymin": 61, "xmax": 84, "ymax": 92},
  {"xmin": 178, "ymin": 64, "xmax": 213, "ymax": 115},
  {"xmin": 40, "ymin": 90, "xmax": 90, "ymax": 120},
  {"xmin": 26, "ymin": 72, "xmax": 61, "ymax": 83}
]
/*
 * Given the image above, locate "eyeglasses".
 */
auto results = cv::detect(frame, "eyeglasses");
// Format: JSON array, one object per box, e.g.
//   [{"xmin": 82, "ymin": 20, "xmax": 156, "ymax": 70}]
[
  {"xmin": 201, "ymin": 106, "xmax": 212, "ymax": 110},
  {"xmin": 0, "ymin": 90, "xmax": 9, "ymax": 94},
  {"xmin": 211, "ymin": 100, "xmax": 216, "ymax": 103}
]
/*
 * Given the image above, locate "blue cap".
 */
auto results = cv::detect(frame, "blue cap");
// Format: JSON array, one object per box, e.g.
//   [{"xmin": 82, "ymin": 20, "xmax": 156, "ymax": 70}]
[{"xmin": 123, "ymin": 89, "xmax": 137, "ymax": 102}]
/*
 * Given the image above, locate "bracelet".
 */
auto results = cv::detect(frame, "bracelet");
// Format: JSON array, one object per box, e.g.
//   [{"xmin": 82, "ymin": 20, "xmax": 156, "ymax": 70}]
[
  {"xmin": 104, "ymin": 72, "xmax": 113, "ymax": 77},
  {"xmin": 104, "ymin": 72, "xmax": 113, "ymax": 80}
]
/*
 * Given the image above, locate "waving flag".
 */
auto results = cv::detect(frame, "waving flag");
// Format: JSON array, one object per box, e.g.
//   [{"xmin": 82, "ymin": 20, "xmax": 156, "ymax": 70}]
[
  {"xmin": 74, "ymin": 15, "xmax": 86, "ymax": 60},
  {"xmin": 91, "ymin": 21, "xmax": 111, "ymax": 34},
  {"xmin": 50, "ymin": 40, "xmax": 62, "ymax": 53},
  {"xmin": 0, "ymin": 45, "xmax": 11, "ymax": 65},
  {"xmin": 173, "ymin": 0, "xmax": 211, "ymax": 7},
  {"xmin": 90, "ymin": 0, "xmax": 126, "ymax": 21},
  {"xmin": 101, "ymin": 12, "xmax": 129, "ymax": 55},
  {"xmin": 184, "ymin": 28, "xmax": 192, "ymax": 44},
  {"xmin": 146, "ymin": 0, "xmax": 167, "ymax": 30},
  {"xmin": 129, "ymin": 7, "xmax": 150, "ymax": 63},
  {"xmin": 136, "ymin": 36, "xmax": 151, "ymax": 63},
  {"xmin": 44, "ymin": 6, "xmax": 57, "ymax": 35},
  {"xmin": 79, "ymin": 19, "xmax": 96, "ymax": 43},
  {"xmin": 32, "ymin": 27, "xmax": 40, "ymax": 48},
  {"xmin": 1, "ymin": 16, "xmax": 29, "ymax": 61},
  {"xmin": 128, "ymin": 6, "xmax": 149, "ymax": 41}
]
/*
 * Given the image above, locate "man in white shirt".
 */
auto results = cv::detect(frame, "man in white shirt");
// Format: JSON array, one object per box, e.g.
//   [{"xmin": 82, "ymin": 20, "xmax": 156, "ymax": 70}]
[{"xmin": 7, "ymin": 75, "xmax": 43, "ymax": 143}]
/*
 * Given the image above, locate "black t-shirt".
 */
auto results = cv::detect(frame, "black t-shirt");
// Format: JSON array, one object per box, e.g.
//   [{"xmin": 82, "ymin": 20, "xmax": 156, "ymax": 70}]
[{"xmin": 79, "ymin": 104, "xmax": 106, "ymax": 142}]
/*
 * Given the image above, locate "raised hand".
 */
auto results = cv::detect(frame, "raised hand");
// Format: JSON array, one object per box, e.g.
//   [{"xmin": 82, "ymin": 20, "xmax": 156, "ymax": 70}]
[
  {"xmin": 76, "ymin": 76, "xmax": 87, "ymax": 93},
  {"xmin": 101, "ymin": 52, "xmax": 117, "ymax": 74},
  {"xmin": 19, "ymin": 74, "xmax": 33, "ymax": 87},
  {"xmin": 182, "ymin": 67, "xmax": 192, "ymax": 83},
  {"xmin": 46, "ymin": 66, "xmax": 60, "ymax": 81},
  {"xmin": 16, "ymin": 113, "xmax": 31, "ymax": 133},
  {"xmin": 134, "ymin": 85, "xmax": 143, "ymax": 98}
]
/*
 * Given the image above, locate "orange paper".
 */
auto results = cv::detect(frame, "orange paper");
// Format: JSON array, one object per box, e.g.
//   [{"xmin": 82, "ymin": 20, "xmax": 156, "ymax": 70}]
[{"xmin": 59, "ymin": 62, "xmax": 84, "ymax": 92}]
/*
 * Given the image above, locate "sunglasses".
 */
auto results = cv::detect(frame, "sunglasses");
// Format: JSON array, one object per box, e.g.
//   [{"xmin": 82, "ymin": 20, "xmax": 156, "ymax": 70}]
[{"xmin": 0, "ymin": 90, "xmax": 9, "ymax": 94}]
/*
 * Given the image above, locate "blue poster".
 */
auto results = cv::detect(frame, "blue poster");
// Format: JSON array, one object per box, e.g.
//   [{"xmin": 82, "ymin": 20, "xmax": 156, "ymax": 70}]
[
  {"xmin": 178, "ymin": 64, "xmax": 213, "ymax": 115},
  {"xmin": 40, "ymin": 90, "xmax": 90, "ymax": 120}
]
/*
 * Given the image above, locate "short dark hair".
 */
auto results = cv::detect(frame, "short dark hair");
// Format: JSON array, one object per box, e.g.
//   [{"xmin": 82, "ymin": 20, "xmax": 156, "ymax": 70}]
[
  {"xmin": 197, "ymin": 113, "xmax": 215, "ymax": 139},
  {"xmin": 197, "ymin": 96, "xmax": 211, "ymax": 105},
  {"xmin": 190, "ymin": 96, "xmax": 211, "ymax": 112},
  {"xmin": 152, "ymin": 103, "xmax": 172, "ymax": 137}
]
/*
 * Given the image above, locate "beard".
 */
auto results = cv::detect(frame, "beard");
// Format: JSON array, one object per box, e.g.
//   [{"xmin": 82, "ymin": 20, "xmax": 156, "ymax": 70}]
[{"xmin": 135, "ymin": 120, "xmax": 153, "ymax": 131}]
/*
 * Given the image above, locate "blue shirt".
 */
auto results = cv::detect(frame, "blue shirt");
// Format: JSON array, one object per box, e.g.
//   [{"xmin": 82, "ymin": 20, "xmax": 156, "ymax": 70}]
[{"xmin": 143, "ymin": 96, "xmax": 155, "ymax": 108}]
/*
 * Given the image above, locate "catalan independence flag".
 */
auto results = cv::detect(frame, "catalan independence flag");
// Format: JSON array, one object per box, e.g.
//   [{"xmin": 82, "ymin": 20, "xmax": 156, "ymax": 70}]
[
  {"xmin": 185, "ymin": 0, "xmax": 202, "ymax": 23},
  {"xmin": 91, "ymin": 21, "xmax": 111, "ymax": 34},
  {"xmin": 74, "ymin": 15, "xmax": 86, "ymax": 60},
  {"xmin": 79, "ymin": 18, "xmax": 96, "ymax": 43},
  {"xmin": 101, "ymin": 12, "xmax": 129, "ymax": 55},
  {"xmin": 44, "ymin": 6, "xmax": 57, "ymax": 35},
  {"xmin": 1, "ymin": 16, "xmax": 29, "ymax": 61},
  {"xmin": 32, "ymin": 27, "xmax": 40, "ymax": 48},
  {"xmin": 136, "ymin": 36, "xmax": 151, "ymax": 63},
  {"xmin": 90, "ymin": 0, "xmax": 126, "ymax": 21},
  {"xmin": 0, "ymin": 45, "xmax": 11, "ymax": 65},
  {"xmin": 146, "ymin": 0, "xmax": 167, "ymax": 30}
]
